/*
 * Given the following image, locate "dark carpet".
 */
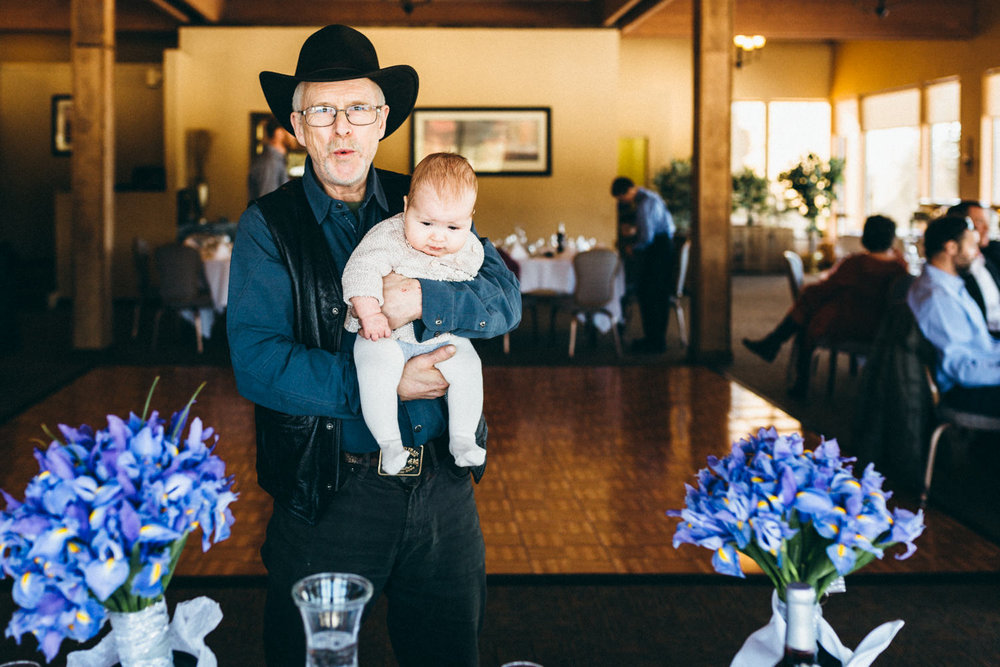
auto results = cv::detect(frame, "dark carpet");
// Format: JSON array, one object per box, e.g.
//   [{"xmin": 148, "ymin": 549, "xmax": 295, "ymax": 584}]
[{"xmin": 3, "ymin": 573, "xmax": 999, "ymax": 666}]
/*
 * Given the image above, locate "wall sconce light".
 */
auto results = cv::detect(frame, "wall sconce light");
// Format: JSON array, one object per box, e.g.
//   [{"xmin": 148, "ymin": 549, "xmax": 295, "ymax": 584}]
[{"xmin": 734, "ymin": 34, "xmax": 766, "ymax": 69}]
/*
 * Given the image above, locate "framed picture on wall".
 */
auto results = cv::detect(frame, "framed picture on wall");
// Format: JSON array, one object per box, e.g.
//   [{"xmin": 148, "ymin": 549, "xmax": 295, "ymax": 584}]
[
  {"xmin": 51, "ymin": 94, "xmax": 73, "ymax": 156},
  {"xmin": 249, "ymin": 112, "xmax": 307, "ymax": 178},
  {"xmin": 410, "ymin": 107, "xmax": 551, "ymax": 176}
]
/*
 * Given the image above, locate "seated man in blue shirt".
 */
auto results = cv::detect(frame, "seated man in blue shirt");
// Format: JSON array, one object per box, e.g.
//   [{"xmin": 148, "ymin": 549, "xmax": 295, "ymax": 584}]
[
  {"xmin": 227, "ymin": 25, "xmax": 521, "ymax": 667},
  {"xmin": 908, "ymin": 215, "xmax": 1000, "ymax": 417}
]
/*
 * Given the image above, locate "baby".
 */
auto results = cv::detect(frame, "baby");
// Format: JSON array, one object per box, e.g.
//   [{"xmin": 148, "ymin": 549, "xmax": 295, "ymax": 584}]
[{"xmin": 343, "ymin": 152, "xmax": 487, "ymax": 475}]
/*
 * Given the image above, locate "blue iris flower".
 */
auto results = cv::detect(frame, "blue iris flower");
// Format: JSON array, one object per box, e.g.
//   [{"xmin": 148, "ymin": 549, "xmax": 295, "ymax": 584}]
[
  {"xmin": 668, "ymin": 428, "xmax": 924, "ymax": 598},
  {"xmin": 0, "ymin": 380, "xmax": 238, "ymax": 661}
]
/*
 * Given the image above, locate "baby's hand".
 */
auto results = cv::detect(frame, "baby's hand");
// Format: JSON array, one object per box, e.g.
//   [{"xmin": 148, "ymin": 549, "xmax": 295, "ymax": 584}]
[{"xmin": 359, "ymin": 312, "xmax": 392, "ymax": 341}]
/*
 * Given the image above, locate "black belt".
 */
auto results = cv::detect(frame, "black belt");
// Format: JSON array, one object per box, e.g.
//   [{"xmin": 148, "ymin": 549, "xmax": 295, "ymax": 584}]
[{"xmin": 342, "ymin": 436, "xmax": 449, "ymax": 477}]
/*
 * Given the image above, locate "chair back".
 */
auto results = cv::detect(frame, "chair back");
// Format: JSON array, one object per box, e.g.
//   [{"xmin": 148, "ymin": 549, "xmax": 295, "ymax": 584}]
[
  {"xmin": 673, "ymin": 239, "xmax": 691, "ymax": 299},
  {"xmin": 782, "ymin": 250, "xmax": 804, "ymax": 300},
  {"xmin": 572, "ymin": 248, "xmax": 620, "ymax": 309},
  {"xmin": 153, "ymin": 243, "xmax": 211, "ymax": 306}
]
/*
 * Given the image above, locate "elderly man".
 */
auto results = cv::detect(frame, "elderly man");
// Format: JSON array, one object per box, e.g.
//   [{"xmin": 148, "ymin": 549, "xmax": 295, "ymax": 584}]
[
  {"xmin": 227, "ymin": 25, "xmax": 520, "ymax": 666},
  {"xmin": 908, "ymin": 215, "xmax": 1000, "ymax": 417},
  {"xmin": 947, "ymin": 200, "xmax": 1000, "ymax": 335},
  {"xmin": 611, "ymin": 176, "xmax": 675, "ymax": 353}
]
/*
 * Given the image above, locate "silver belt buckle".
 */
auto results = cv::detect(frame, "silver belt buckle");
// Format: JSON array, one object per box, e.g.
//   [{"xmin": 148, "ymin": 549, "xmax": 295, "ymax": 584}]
[{"xmin": 378, "ymin": 445, "xmax": 423, "ymax": 476}]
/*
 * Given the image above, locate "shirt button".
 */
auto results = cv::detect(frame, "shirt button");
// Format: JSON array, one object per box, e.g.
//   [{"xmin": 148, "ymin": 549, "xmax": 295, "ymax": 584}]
[
  {"xmin": 479, "ymin": 321, "xmax": 487, "ymax": 328},
  {"xmin": 325, "ymin": 483, "xmax": 334, "ymax": 491},
  {"xmin": 331, "ymin": 307, "xmax": 340, "ymax": 316},
  {"xmin": 325, "ymin": 422, "xmax": 334, "ymax": 430},
  {"xmin": 435, "ymin": 318, "xmax": 443, "ymax": 326},
  {"xmin": 413, "ymin": 424, "xmax": 423, "ymax": 433}
]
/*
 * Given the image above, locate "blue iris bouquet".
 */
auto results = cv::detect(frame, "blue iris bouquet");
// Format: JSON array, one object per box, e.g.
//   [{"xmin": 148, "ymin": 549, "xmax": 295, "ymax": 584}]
[
  {"xmin": 0, "ymin": 379, "xmax": 237, "ymax": 662},
  {"xmin": 668, "ymin": 428, "xmax": 924, "ymax": 601}
]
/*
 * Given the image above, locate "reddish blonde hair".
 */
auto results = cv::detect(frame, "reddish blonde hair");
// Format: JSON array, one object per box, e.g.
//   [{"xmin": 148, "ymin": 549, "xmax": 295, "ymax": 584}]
[{"xmin": 409, "ymin": 153, "xmax": 478, "ymax": 204}]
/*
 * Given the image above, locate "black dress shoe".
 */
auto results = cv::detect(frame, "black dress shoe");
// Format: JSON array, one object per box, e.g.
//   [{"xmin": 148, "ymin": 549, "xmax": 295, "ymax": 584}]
[{"xmin": 742, "ymin": 337, "xmax": 779, "ymax": 363}]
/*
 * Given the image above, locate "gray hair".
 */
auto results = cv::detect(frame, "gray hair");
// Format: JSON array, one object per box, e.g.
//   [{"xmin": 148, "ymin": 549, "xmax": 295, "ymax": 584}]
[{"xmin": 291, "ymin": 79, "xmax": 385, "ymax": 112}]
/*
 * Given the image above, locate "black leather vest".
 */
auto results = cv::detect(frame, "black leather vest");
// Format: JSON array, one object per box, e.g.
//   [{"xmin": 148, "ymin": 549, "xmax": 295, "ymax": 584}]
[{"xmin": 252, "ymin": 171, "xmax": 409, "ymax": 524}]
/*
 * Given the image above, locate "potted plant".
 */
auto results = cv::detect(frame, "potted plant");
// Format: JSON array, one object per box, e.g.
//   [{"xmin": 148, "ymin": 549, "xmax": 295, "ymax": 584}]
[
  {"xmin": 653, "ymin": 158, "xmax": 693, "ymax": 235},
  {"xmin": 778, "ymin": 154, "xmax": 845, "ymax": 268},
  {"xmin": 732, "ymin": 167, "xmax": 771, "ymax": 225}
]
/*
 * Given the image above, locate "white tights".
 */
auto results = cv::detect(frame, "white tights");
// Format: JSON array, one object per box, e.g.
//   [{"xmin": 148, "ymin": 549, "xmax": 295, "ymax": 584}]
[{"xmin": 353, "ymin": 336, "xmax": 485, "ymax": 474}]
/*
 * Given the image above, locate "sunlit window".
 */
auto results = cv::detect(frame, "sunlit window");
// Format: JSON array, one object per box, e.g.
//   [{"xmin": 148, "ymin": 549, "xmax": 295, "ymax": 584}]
[
  {"xmin": 862, "ymin": 88, "xmax": 921, "ymax": 229},
  {"xmin": 731, "ymin": 99, "xmax": 831, "ymax": 231},
  {"xmin": 926, "ymin": 80, "xmax": 960, "ymax": 203},
  {"xmin": 985, "ymin": 71, "xmax": 1000, "ymax": 205}
]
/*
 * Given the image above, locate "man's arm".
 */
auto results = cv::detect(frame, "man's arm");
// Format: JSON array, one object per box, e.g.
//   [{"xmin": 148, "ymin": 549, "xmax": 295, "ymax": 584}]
[{"xmin": 227, "ymin": 204, "xmax": 361, "ymax": 416}]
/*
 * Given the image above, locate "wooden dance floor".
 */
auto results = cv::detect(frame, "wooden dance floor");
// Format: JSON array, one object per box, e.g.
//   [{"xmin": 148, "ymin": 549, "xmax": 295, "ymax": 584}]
[{"xmin": 2, "ymin": 364, "xmax": 998, "ymax": 579}]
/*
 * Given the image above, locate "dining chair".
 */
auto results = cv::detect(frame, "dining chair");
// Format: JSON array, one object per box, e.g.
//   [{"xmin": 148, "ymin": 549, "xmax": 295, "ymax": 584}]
[
  {"xmin": 151, "ymin": 243, "xmax": 214, "ymax": 354},
  {"xmin": 669, "ymin": 239, "xmax": 691, "ymax": 347},
  {"xmin": 131, "ymin": 237, "xmax": 155, "ymax": 339},
  {"xmin": 782, "ymin": 250, "xmax": 804, "ymax": 300},
  {"xmin": 782, "ymin": 248, "xmax": 871, "ymax": 398},
  {"xmin": 918, "ymin": 345, "xmax": 1000, "ymax": 509},
  {"xmin": 567, "ymin": 248, "xmax": 623, "ymax": 358}
]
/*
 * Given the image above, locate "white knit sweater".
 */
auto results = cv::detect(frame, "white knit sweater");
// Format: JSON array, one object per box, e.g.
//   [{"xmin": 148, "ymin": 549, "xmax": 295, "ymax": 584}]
[{"xmin": 342, "ymin": 212, "xmax": 484, "ymax": 343}]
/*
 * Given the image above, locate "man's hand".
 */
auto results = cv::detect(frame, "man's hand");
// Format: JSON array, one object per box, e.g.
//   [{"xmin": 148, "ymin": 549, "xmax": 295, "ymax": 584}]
[
  {"xmin": 397, "ymin": 344, "xmax": 455, "ymax": 401},
  {"xmin": 382, "ymin": 272, "xmax": 422, "ymax": 330}
]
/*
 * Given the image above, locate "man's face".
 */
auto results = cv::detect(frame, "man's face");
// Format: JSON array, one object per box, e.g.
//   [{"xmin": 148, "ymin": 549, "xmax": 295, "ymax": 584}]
[
  {"xmin": 290, "ymin": 78, "xmax": 387, "ymax": 200},
  {"xmin": 967, "ymin": 205, "xmax": 991, "ymax": 248},
  {"xmin": 403, "ymin": 184, "xmax": 475, "ymax": 257},
  {"xmin": 953, "ymin": 228, "xmax": 982, "ymax": 271}
]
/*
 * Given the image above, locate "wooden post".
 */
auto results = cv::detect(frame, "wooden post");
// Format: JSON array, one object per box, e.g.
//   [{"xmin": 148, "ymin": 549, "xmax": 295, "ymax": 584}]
[
  {"xmin": 690, "ymin": 0, "xmax": 733, "ymax": 364},
  {"xmin": 70, "ymin": 0, "xmax": 115, "ymax": 349}
]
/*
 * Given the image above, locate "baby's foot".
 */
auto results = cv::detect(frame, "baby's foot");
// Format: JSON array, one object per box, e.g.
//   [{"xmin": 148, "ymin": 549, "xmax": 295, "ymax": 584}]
[
  {"xmin": 381, "ymin": 445, "xmax": 410, "ymax": 475},
  {"xmin": 453, "ymin": 445, "xmax": 486, "ymax": 468}
]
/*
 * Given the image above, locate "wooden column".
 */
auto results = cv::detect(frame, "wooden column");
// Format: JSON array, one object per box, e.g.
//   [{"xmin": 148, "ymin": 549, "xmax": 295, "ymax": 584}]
[
  {"xmin": 689, "ymin": 0, "xmax": 733, "ymax": 364},
  {"xmin": 71, "ymin": 0, "xmax": 115, "ymax": 349}
]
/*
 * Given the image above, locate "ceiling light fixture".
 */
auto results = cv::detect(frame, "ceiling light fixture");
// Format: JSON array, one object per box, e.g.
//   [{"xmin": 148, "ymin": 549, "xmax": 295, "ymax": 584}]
[{"xmin": 733, "ymin": 34, "xmax": 766, "ymax": 69}]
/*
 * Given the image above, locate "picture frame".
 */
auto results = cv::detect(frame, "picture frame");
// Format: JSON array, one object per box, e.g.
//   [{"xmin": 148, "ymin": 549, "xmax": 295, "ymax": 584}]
[
  {"xmin": 410, "ymin": 107, "xmax": 551, "ymax": 176},
  {"xmin": 249, "ymin": 112, "xmax": 307, "ymax": 178},
  {"xmin": 51, "ymin": 94, "xmax": 73, "ymax": 156}
]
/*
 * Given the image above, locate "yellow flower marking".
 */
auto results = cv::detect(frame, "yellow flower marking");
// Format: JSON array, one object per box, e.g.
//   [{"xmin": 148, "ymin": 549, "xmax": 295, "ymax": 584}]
[
  {"xmin": 20, "ymin": 572, "xmax": 32, "ymax": 590},
  {"xmin": 76, "ymin": 609, "xmax": 92, "ymax": 624},
  {"xmin": 836, "ymin": 544, "xmax": 846, "ymax": 557},
  {"xmin": 717, "ymin": 548, "xmax": 731, "ymax": 563},
  {"xmin": 151, "ymin": 561, "xmax": 162, "ymax": 583}
]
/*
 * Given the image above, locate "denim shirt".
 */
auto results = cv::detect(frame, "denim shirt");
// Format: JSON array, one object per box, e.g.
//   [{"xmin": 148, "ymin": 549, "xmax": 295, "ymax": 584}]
[
  {"xmin": 908, "ymin": 263, "xmax": 1000, "ymax": 393},
  {"xmin": 633, "ymin": 187, "xmax": 675, "ymax": 250},
  {"xmin": 228, "ymin": 159, "xmax": 521, "ymax": 452}
]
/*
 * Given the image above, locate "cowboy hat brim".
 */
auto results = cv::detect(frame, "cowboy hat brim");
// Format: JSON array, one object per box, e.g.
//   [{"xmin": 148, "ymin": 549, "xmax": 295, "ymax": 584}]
[{"xmin": 260, "ymin": 64, "xmax": 418, "ymax": 139}]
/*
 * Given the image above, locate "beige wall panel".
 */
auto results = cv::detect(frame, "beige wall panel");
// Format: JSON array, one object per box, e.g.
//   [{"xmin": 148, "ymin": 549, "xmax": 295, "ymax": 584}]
[{"xmin": 168, "ymin": 27, "xmax": 620, "ymax": 246}]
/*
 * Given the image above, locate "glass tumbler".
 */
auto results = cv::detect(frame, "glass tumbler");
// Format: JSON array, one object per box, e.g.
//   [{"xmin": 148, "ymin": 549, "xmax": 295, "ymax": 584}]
[{"xmin": 292, "ymin": 572, "xmax": 374, "ymax": 667}]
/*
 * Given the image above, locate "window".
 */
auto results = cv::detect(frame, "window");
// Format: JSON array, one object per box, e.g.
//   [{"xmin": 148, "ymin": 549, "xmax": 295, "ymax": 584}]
[
  {"xmin": 985, "ymin": 71, "xmax": 1000, "ymax": 204},
  {"xmin": 926, "ymin": 80, "xmax": 961, "ymax": 203},
  {"xmin": 862, "ymin": 88, "xmax": 921, "ymax": 230},
  {"xmin": 731, "ymin": 99, "xmax": 831, "ymax": 229}
]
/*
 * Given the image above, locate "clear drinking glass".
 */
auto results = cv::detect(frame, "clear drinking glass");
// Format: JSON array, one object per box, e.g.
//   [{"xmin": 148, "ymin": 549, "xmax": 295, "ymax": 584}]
[{"xmin": 292, "ymin": 572, "xmax": 374, "ymax": 667}]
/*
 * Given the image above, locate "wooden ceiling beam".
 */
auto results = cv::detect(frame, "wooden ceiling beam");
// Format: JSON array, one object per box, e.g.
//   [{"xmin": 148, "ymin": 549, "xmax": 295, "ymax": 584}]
[
  {"xmin": 624, "ymin": 0, "xmax": 978, "ymax": 40},
  {"xmin": 221, "ymin": 1, "xmax": 599, "ymax": 28},
  {"xmin": 0, "ymin": 0, "xmax": 180, "ymax": 32}
]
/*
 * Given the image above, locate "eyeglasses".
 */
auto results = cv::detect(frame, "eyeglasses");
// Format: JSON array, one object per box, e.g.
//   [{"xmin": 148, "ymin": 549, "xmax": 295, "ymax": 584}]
[{"xmin": 297, "ymin": 104, "xmax": 383, "ymax": 127}]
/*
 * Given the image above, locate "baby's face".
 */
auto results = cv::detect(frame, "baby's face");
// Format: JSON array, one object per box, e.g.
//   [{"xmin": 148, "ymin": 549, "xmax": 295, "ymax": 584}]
[{"xmin": 403, "ymin": 184, "xmax": 475, "ymax": 257}]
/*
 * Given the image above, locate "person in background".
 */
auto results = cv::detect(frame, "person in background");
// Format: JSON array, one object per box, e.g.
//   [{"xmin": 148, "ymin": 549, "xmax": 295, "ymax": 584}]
[
  {"xmin": 743, "ymin": 215, "xmax": 908, "ymax": 398},
  {"xmin": 247, "ymin": 115, "xmax": 293, "ymax": 200},
  {"xmin": 226, "ymin": 25, "xmax": 520, "ymax": 666},
  {"xmin": 908, "ymin": 215, "xmax": 1000, "ymax": 417},
  {"xmin": 611, "ymin": 176, "xmax": 675, "ymax": 353},
  {"xmin": 946, "ymin": 200, "xmax": 1000, "ymax": 335}
]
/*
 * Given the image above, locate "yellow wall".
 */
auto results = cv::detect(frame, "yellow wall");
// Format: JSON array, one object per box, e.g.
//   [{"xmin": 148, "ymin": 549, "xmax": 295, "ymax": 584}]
[
  {"xmin": 831, "ymin": 6, "xmax": 1000, "ymax": 200},
  {"xmin": 166, "ymin": 27, "xmax": 621, "ymax": 246}
]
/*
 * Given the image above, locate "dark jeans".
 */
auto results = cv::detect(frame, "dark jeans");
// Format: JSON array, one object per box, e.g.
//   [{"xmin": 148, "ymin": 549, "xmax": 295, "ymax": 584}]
[
  {"xmin": 636, "ymin": 234, "xmax": 674, "ymax": 345},
  {"xmin": 261, "ymin": 442, "xmax": 486, "ymax": 667}
]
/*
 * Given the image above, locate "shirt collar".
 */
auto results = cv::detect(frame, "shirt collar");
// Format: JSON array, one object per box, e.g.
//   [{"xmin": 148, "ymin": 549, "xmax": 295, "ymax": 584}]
[
  {"xmin": 301, "ymin": 156, "xmax": 390, "ymax": 224},
  {"xmin": 924, "ymin": 262, "xmax": 966, "ymax": 291}
]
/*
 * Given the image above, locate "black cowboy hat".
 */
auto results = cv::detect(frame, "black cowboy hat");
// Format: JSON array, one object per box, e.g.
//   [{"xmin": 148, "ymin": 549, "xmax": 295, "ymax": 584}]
[{"xmin": 259, "ymin": 25, "xmax": 419, "ymax": 139}]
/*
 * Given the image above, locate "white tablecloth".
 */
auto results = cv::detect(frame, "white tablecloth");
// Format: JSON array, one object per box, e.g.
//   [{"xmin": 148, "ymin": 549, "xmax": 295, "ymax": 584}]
[{"xmin": 515, "ymin": 251, "xmax": 624, "ymax": 330}]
